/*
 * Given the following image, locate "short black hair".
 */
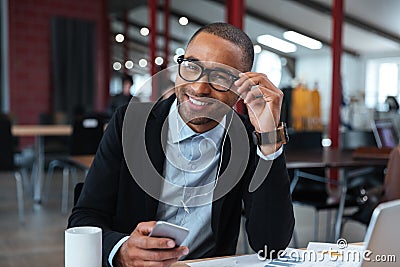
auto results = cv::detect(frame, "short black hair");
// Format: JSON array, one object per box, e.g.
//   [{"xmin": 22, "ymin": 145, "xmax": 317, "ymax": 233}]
[
  {"xmin": 187, "ymin": 22, "xmax": 254, "ymax": 72},
  {"xmin": 122, "ymin": 74, "xmax": 133, "ymax": 85}
]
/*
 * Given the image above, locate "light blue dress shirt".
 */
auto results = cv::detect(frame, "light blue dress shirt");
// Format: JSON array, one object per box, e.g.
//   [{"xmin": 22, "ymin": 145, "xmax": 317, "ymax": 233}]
[{"xmin": 156, "ymin": 100, "xmax": 226, "ymax": 258}]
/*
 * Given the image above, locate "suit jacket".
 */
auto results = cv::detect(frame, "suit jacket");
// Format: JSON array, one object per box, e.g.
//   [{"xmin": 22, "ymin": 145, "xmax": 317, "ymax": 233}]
[{"xmin": 68, "ymin": 95, "xmax": 294, "ymax": 266}]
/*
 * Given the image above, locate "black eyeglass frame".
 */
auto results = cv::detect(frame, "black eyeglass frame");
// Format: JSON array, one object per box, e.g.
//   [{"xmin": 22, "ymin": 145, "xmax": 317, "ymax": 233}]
[{"xmin": 177, "ymin": 55, "xmax": 240, "ymax": 92}]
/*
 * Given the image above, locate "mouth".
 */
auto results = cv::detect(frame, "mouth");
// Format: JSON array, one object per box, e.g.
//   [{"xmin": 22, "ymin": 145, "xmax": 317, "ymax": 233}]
[
  {"xmin": 188, "ymin": 96, "xmax": 209, "ymax": 106},
  {"xmin": 186, "ymin": 94, "xmax": 212, "ymax": 107}
]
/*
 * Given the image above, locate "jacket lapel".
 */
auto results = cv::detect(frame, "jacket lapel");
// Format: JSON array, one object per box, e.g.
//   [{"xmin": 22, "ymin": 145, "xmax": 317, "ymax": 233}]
[{"xmin": 143, "ymin": 96, "xmax": 175, "ymax": 220}]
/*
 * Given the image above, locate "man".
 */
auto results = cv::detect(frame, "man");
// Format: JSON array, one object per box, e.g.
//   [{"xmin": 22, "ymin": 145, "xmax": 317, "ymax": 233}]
[
  {"xmin": 106, "ymin": 74, "xmax": 139, "ymax": 117},
  {"xmin": 69, "ymin": 22, "xmax": 294, "ymax": 267}
]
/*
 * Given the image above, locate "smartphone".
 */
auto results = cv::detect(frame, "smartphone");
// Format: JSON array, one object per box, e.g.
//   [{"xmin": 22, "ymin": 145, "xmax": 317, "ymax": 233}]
[{"xmin": 148, "ymin": 221, "xmax": 189, "ymax": 246}]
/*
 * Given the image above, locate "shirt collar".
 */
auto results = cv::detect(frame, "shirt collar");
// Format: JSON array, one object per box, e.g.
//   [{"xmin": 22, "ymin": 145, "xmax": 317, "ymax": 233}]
[{"xmin": 168, "ymin": 99, "xmax": 226, "ymax": 146}]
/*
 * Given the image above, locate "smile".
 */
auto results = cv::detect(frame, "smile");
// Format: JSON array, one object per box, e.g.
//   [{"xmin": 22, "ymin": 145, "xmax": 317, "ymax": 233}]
[{"xmin": 188, "ymin": 96, "xmax": 210, "ymax": 106}]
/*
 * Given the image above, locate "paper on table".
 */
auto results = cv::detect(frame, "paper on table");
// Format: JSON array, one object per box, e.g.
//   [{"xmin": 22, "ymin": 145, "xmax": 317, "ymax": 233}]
[
  {"xmin": 187, "ymin": 243, "xmax": 366, "ymax": 267},
  {"xmin": 295, "ymin": 242, "xmax": 365, "ymax": 267},
  {"xmin": 307, "ymin": 242, "xmax": 364, "ymax": 252},
  {"xmin": 187, "ymin": 249, "xmax": 304, "ymax": 267},
  {"xmin": 187, "ymin": 254, "xmax": 268, "ymax": 267}
]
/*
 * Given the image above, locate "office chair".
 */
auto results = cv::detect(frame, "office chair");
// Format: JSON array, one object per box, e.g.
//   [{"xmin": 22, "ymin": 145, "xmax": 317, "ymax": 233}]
[
  {"xmin": 289, "ymin": 130, "xmax": 385, "ymax": 243},
  {"xmin": 341, "ymin": 145, "xmax": 400, "ymax": 233},
  {"xmin": 340, "ymin": 130, "xmax": 384, "ymax": 190},
  {"xmin": 39, "ymin": 112, "xmax": 69, "ymax": 157},
  {"xmin": 43, "ymin": 114, "xmax": 104, "ymax": 213},
  {"xmin": 0, "ymin": 115, "xmax": 34, "ymax": 223},
  {"xmin": 286, "ymin": 131, "xmax": 332, "ymax": 243}
]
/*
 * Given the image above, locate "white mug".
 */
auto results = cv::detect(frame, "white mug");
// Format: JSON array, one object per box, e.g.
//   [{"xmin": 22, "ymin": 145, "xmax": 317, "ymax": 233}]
[{"xmin": 65, "ymin": 226, "xmax": 102, "ymax": 267}]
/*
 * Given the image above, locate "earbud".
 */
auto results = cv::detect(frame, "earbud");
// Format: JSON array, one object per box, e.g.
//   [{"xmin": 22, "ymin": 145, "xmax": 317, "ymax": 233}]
[{"xmin": 181, "ymin": 200, "xmax": 190, "ymax": 214}]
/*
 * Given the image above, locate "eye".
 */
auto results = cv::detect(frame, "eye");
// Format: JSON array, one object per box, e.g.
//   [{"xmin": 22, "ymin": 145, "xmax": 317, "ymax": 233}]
[
  {"xmin": 183, "ymin": 61, "xmax": 201, "ymax": 72},
  {"xmin": 210, "ymin": 71, "xmax": 231, "ymax": 82}
]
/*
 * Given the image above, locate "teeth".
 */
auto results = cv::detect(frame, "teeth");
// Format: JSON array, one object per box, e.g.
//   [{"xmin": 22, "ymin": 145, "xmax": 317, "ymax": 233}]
[{"xmin": 189, "ymin": 97, "xmax": 208, "ymax": 106}]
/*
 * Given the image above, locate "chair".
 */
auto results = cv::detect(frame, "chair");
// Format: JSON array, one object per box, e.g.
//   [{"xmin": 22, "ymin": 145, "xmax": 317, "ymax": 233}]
[
  {"xmin": 0, "ymin": 115, "xmax": 34, "ymax": 223},
  {"xmin": 287, "ymin": 131, "xmax": 366, "ymax": 243},
  {"xmin": 43, "ymin": 114, "xmax": 104, "ymax": 213},
  {"xmin": 39, "ymin": 112, "xmax": 69, "ymax": 156},
  {"xmin": 340, "ymin": 130, "xmax": 384, "ymax": 190},
  {"xmin": 289, "ymin": 130, "xmax": 385, "ymax": 243},
  {"xmin": 286, "ymin": 131, "xmax": 334, "ymax": 243},
  {"xmin": 341, "ymin": 145, "xmax": 400, "ymax": 231}
]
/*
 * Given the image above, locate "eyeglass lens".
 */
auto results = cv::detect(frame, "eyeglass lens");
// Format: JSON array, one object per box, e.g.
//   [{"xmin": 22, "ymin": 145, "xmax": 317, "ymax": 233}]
[{"xmin": 179, "ymin": 60, "xmax": 234, "ymax": 92}]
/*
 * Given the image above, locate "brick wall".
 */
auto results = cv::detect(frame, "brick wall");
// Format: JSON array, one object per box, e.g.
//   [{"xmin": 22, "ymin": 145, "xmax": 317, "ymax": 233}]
[{"xmin": 8, "ymin": 0, "xmax": 109, "ymax": 127}]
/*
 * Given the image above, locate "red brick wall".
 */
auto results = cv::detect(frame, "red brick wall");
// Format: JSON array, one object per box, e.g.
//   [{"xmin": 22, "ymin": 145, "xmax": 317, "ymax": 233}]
[{"xmin": 8, "ymin": 0, "xmax": 109, "ymax": 126}]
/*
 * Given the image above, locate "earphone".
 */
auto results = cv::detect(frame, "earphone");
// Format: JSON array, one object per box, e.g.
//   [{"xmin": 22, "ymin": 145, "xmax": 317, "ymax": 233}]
[{"xmin": 175, "ymin": 104, "xmax": 235, "ymax": 218}]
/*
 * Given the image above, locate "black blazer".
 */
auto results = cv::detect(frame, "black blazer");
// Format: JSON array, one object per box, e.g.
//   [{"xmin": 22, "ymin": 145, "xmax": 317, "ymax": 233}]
[{"xmin": 68, "ymin": 95, "xmax": 294, "ymax": 267}]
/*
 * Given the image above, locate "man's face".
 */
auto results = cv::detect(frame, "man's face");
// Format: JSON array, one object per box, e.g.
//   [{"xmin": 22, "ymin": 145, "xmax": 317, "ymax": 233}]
[{"xmin": 175, "ymin": 32, "xmax": 244, "ymax": 133}]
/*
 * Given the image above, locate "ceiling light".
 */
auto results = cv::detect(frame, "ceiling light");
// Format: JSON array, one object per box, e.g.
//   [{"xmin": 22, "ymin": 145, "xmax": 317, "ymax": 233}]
[
  {"xmin": 280, "ymin": 57, "xmax": 287, "ymax": 66},
  {"xmin": 113, "ymin": 62, "xmax": 122, "ymax": 70},
  {"xmin": 140, "ymin": 27, "xmax": 149, "ymax": 36},
  {"xmin": 179, "ymin": 17, "xmax": 189, "ymax": 26},
  {"xmin": 125, "ymin": 60, "xmax": 133, "ymax": 69},
  {"xmin": 173, "ymin": 55, "xmax": 180, "ymax": 63},
  {"xmin": 115, "ymin": 34, "xmax": 124, "ymax": 43},
  {"xmin": 139, "ymin": 59, "xmax": 147, "ymax": 67},
  {"xmin": 155, "ymin": 56, "xmax": 164, "ymax": 66},
  {"xmin": 257, "ymin": 34, "xmax": 297, "ymax": 53},
  {"xmin": 322, "ymin": 138, "xmax": 332, "ymax": 147},
  {"xmin": 175, "ymin": 48, "xmax": 185, "ymax": 55},
  {"xmin": 253, "ymin": 44, "xmax": 262, "ymax": 54},
  {"xmin": 283, "ymin": 31, "xmax": 322, "ymax": 50}
]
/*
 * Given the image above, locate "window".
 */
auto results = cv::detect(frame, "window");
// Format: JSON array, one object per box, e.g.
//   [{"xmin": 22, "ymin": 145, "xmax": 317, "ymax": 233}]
[
  {"xmin": 378, "ymin": 63, "xmax": 398, "ymax": 103},
  {"xmin": 365, "ymin": 58, "xmax": 400, "ymax": 110},
  {"xmin": 254, "ymin": 50, "xmax": 282, "ymax": 87}
]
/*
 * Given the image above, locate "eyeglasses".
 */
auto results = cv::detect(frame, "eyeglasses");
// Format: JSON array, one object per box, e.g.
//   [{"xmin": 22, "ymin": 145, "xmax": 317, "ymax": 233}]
[{"xmin": 177, "ymin": 55, "xmax": 239, "ymax": 92}]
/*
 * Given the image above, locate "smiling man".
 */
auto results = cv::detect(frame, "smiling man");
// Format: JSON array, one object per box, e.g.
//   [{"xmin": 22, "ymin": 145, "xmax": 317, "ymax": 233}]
[{"xmin": 69, "ymin": 22, "xmax": 294, "ymax": 267}]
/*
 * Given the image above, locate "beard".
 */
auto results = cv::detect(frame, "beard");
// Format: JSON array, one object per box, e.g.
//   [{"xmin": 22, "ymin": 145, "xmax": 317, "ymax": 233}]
[
  {"xmin": 175, "ymin": 86, "xmax": 232, "ymax": 126},
  {"xmin": 185, "ymin": 116, "xmax": 212, "ymax": 125}
]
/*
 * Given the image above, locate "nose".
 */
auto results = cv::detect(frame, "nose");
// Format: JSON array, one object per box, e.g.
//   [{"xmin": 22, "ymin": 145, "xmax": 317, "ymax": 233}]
[{"xmin": 191, "ymin": 75, "xmax": 212, "ymax": 96}]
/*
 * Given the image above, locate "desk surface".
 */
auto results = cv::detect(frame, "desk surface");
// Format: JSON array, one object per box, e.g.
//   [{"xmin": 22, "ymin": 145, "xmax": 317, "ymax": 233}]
[
  {"xmin": 12, "ymin": 124, "xmax": 72, "ymax": 136},
  {"xmin": 285, "ymin": 148, "xmax": 389, "ymax": 169},
  {"xmin": 63, "ymin": 148, "xmax": 390, "ymax": 173},
  {"xmin": 68, "ymin": 155, "xmax": 94, "ymax": 170},
  {"xmin": 171, "ymin": 242, "xmax": 365, "ymax": 266}
]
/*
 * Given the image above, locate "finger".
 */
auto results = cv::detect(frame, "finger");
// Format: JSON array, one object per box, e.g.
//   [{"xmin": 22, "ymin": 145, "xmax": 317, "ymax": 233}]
[
  {"xmin": 243, "ymin": 86, "xmax": 270, "ymax": 104},
  {"xmin": 234, "ymin": 76, "xmax": 257, "ymax": 95},
  {"xmin": 234, "ymin": 72, "xmax": 255, "ymax": 87},
  {"xmin": 244, "ymin": 74, "xmax": 282, "ymax": 97},
  {"xmin": 139, "ymin": 246, "xmax": 189, "ymax": 261},
  {"xmin": 132, "ymin": 235, "xmax": 176, "ymax": 249},
  {"xmin": 136, "ymin": 221, "xmax": 157, "ymax": 235}
]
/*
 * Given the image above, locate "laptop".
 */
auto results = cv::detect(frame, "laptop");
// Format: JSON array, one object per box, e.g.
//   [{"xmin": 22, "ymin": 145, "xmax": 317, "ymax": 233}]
[
  {"xmin": 361, "ymin": 199, "xmax": 400, "ymax": 266},
  {"xmin": 371, "ymin": 119, "xmax": 399, "ymax": 148}
]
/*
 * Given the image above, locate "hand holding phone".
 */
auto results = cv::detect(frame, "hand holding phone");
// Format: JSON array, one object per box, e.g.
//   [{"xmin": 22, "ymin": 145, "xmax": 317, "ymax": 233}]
[
  {"xmin": 149, "ymin": 221, "xmax": 189, "ymax": 246},
  {"xmin": 115, "ymin": 221, "xmax": 189, "ymax": 266}
]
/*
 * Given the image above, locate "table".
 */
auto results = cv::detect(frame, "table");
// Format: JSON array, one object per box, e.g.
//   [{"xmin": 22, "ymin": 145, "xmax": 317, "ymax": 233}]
[
  {"xmin": 67, "ymin": 155, "xmax": 94, "ymax": 170},
  {"xmin": 285, "ymin": 148, "xmax": 389, "ymax": 241},
  {"xmin": 171, "ymin": 242, "xmax": 366, "ymax": 266},
  {"xmin": 60, "ymin": 148, "xmax": 388, "ymax": 243},
  {"xmin": 172, "ymin": 255, "xmax": 232, "ymax": 267},
  {"xmin": 12, "ymin": 125, "xmax": 72, "ymax": 202}
]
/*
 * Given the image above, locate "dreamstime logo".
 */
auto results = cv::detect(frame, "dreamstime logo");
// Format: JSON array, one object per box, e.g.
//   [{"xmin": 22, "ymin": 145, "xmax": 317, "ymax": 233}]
[
  {"xmin": 122, "ymin": 63, "xmax": 276, "ymax": 207},
  {"xmin": 336, "ymin": 238, "xmax": 348, "ymax": 249},
  {"xmin": 257, "ymin": 239, "xmax": 397, "ymax": 264}
]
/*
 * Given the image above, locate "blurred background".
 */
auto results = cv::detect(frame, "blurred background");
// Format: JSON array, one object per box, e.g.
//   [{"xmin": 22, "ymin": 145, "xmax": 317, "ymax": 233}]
[{"xmin": 1, "ymin": 0, "xmax": 400, "ymax": 266}]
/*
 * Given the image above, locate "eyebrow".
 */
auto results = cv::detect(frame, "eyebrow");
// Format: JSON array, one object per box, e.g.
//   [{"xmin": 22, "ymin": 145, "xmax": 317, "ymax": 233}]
[
  {"xmin": 185, "ymin": 57, "xmax": 237, "ymax": 76},
  {"xmin": 185, "ymin": 56, "xmax": 200, "ymax": 62}
]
